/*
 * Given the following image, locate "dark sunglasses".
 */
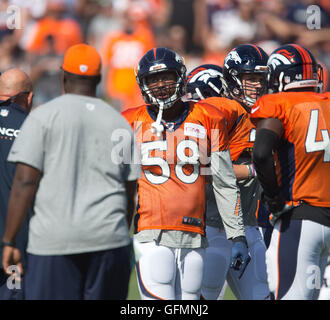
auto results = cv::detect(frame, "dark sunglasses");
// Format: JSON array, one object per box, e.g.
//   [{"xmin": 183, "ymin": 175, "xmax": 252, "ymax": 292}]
[{"xmin": 0, "ymin": 91, "xmax": 31, "ymax": 106}]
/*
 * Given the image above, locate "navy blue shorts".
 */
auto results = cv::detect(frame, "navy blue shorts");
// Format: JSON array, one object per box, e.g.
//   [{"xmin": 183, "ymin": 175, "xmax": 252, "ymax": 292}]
[{"xmin": 24, "ymin": 244, "xmax": 132, "ymax": 300}]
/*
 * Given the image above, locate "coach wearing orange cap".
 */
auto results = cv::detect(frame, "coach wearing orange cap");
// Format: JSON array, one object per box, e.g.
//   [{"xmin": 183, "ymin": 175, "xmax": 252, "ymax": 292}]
[
  {"xmin": 61, "ymin": 43, "xmax": 102, "ymax": 96},
  {"xmin": 1, "ymin": 44, "xmax": 141, "ymax": 300}
]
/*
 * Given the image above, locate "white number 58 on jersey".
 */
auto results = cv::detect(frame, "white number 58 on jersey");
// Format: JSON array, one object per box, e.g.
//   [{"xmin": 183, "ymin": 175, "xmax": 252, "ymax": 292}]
[{"xmin": 141, "ymin": 140, "xmax": 200, "ymax": 184}]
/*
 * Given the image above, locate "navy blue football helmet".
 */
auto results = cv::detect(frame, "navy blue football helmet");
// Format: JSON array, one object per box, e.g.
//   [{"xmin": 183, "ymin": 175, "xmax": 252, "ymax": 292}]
[
  {"xmin": 186, "ymin": 64, "xmax": 226, "ymax": 101},
  {"xmin": 223, "ymin": 44, "xmax": 269, "ymax": 110},
  {"xmin": 267, "ymin": 44, "xmax": 322, "ymax": 93},
  {"xmin": 136, "ymin": 47, "xmax": 186, "ymax": 109}
]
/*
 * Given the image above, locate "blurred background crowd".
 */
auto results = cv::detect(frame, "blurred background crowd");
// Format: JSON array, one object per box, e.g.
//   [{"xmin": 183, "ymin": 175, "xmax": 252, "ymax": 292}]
[{"xmin": 0, "ymin": 0, "xmax": 329, "ymax": 111}]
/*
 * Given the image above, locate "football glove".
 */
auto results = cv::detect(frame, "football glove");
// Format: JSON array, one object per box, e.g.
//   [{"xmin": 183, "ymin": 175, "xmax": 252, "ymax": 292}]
[
  {"xmin": 230, "ymin": 237, "xmax": 251, "ymax": 279},
  {"xmin": 262, "ymin": 193, "xmax": 294, "ymax": 226}
]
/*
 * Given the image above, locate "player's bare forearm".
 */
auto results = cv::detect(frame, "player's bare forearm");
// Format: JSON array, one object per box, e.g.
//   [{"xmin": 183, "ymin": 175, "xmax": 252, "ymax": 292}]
[
  {"xmin": 2, "ymin": 163, "xmax": 41, "ymax": 243},
  {"xmin": 233, "ymin": 164, "xmax": 250, "ymax": 181}
]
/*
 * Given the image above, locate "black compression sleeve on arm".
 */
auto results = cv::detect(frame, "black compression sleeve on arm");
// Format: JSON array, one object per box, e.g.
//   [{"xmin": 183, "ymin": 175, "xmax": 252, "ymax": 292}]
[{"xmin": 252, "ymin": 128, "xmax": 280, "ymax": 198}]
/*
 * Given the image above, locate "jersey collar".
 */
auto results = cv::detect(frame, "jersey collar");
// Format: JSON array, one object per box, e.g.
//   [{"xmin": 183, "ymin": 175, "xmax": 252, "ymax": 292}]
[
  {"xmin": 146, "ymin": 102, "xmax": 190, "ymax": 132},
  {"xmin": 0, "ymin": 100, "xmax": 27, "ymax": 115}
]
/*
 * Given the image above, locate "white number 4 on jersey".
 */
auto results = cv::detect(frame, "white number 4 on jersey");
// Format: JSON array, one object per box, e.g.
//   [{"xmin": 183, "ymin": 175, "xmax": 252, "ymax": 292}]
[{"xmin": 305, "ymin": 109, "xmax": 330, "ymax": 162}]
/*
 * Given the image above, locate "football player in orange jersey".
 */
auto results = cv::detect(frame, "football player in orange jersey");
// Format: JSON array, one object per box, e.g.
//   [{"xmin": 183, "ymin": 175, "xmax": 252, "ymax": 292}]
[
  {"xmin": 122, "ymin": 47, "xmax": 249, "ymax": 300},
  {"xmin": 186, "ymin": 47, "xmax": 271, "ymax": 301},
  {"xmin": 251, "ymin": 44, "xmax": 330, "ymax": 300}
]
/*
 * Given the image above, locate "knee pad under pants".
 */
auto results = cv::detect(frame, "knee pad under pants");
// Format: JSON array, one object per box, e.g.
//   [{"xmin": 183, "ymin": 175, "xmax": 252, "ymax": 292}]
[
  {"xmin": 201, "ymin": 226, "xmax": 231, "ymax": 300},
  {"xmin": 135, "ymin": 241, "xmax": 204, "ymax": 300}
]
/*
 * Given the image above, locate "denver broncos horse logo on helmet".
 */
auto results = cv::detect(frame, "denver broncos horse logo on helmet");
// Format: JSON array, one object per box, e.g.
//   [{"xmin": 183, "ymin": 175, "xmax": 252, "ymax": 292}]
[
  {"xmin": 276, "ymin": 49, "xmax": 296, "ymax": 63},
  {"xmin": 267, "ymin": 44, "xmax": 321, "ymax": 93}
]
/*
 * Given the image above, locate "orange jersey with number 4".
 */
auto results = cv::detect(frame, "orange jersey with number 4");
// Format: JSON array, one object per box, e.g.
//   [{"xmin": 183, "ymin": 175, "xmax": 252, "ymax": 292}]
[
  {"xmin": 250, "ymin": 91, "xmax": 330, "ymax": 207},
  {"xmin": 203, "ymin": 97, "xmax": 255, "ymax": 161},
  {"xmin": 122, "ymin": 101, "xmax": 229, "ymax": 235}
]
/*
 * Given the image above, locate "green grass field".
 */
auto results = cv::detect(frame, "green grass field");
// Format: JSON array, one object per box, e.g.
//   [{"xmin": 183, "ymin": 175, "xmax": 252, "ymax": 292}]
[{"xmin": 126, "ymin": 268, "xmax": 236, "ymax": 300}]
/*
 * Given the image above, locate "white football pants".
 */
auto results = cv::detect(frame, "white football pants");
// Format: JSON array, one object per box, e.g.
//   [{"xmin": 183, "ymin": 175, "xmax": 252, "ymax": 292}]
[
  {"xmin": 267, "ymin": 218, "xmax": 330, "ymax": 300},
  {"xmin": 201, "ymin": 225, "xmax": 270, "ymax": 300},
  {"xmin": 318, "ymin": 256, "xmax": 330, "ymax": 300},
  {"xmin": 134, "ymin": 240, "xmax": 205, "ymax": 300}
]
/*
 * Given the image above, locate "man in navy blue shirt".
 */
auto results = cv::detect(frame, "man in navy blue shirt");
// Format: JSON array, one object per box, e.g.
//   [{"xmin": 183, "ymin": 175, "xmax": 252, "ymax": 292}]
[{"xmin": 0, "ymin": 68, "xmax": 33, "ymax": 300}]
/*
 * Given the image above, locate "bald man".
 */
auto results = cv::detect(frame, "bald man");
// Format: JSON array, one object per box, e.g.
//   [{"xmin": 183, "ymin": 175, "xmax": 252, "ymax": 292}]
[
  {"xmin": 0, "ymin": 68, "xmax": 33, "ymax": 113},
  {"xmin": 0, "ymin": 68, "xmax": 33, "ymax": 300}
]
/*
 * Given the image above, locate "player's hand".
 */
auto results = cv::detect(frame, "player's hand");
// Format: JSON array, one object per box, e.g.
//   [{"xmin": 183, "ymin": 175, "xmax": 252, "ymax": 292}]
[
  {"xmin": 230, "ymin": 238, "xmax": 251, "ymax": 279},
  {"xmin": 2, "ymin": 245, "xmax": 24, "ymax": 276},
  {"xmin": 262, "ymin": 193, "xmax": 294, "ymax": 226},
  {"xmin": 269, "ymin": 204, "xmax": 294, "ymax": 226}
]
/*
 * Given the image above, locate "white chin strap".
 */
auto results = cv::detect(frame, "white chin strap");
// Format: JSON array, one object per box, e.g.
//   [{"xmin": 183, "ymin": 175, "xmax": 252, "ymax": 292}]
[
  {"xmin": 244, "ymin": 95, "xmax": 256, "ymax": 107},
  {"xmin": 151, "ymin": 103, "xmax": 164, "ymax": 137},
  {"xmin": 150, "ymin": 92, "xmax": 181, "ymax": 137},
  {"xmin": 230, "ymin": 91, "xmax": 255, "ymax": 109}
]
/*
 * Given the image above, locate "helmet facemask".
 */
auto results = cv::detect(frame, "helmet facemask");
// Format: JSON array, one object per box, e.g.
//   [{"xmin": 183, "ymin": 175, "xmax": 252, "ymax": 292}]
[
  {"xmin": 223, "ymin": 45, "xmax": 269, "ymax": 111},
  {"xmin": 135, "ymin": 47, "xmax": 186, "ymax": 136},
  {"xmin": 139, "ymin": 69, "xmax": 186, "ymax": 110},
  {"xmin": 230, "ymin": 68, "xmax": 268, "ymax": 111},
  {"xmin": 316, "ymin": 64, "xmax": 324, "ymax": 93}
]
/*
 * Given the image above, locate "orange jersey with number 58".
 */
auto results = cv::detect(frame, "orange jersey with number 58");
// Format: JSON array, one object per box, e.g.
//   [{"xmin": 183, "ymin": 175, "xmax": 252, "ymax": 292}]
[
  {"xmin": 122, "ymin": 101, "xmax": 229, "ymax": 235},
  {"xmin": 250, "ymin": 91, "xmax": 330, "ymax": 207}
]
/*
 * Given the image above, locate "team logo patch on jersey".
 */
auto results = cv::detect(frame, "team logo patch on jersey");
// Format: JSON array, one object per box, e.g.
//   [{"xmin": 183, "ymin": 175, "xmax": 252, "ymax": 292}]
[
  {"xmin": 0, "ymin": 109, "xmax": 9, "ymax": 117},
  {"xmin": 184, "ymin": 123, "xmax": 206, "ymax": 139},
  {"xmin": 163, "ymin": 121, "xmax": 175, "ymax": 131}
]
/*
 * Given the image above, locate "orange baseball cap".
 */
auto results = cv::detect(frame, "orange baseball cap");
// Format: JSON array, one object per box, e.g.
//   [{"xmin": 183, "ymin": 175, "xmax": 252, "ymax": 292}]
[{"xmin": 62, "ymin": 43, "xmax": 101, "ymax": 76}]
